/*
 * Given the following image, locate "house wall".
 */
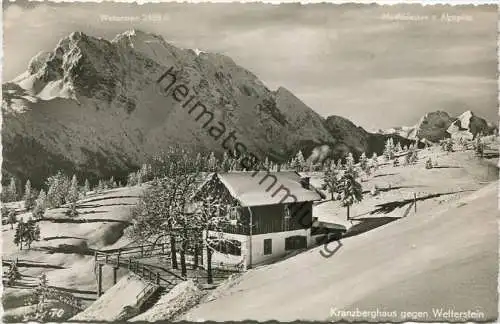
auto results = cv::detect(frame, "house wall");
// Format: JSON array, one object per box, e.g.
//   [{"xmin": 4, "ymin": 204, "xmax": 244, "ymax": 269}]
[
  {"xmin": 249, "ymin": 228, "xmax": 312, "ymax": 265},
  {"xmin": 202, "ymin": 231, "xmax": 249, "ymax": 269},
  {"xmin": 202, "ymin": 228, "xmax": 313, "ymax": 269}
]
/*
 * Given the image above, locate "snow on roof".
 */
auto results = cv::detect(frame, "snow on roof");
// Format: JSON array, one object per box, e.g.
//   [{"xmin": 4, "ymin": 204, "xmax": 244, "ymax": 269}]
[{"xmin": 214, "ymin": 171, "xmax": 322, "ymax": 207}]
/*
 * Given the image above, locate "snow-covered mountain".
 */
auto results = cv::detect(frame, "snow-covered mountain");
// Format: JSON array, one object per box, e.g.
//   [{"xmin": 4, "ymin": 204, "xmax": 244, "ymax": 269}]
[
  {"xmin": 1, "ymin": 30, "xmax": 427, "ymax": 187},
  {"xmin": 381, "ymin": 110, "xmax": 495, "ymax": 143},
  {"xmin": 1, "ymin": 30, "xmax": 337, "ymax": 186}
]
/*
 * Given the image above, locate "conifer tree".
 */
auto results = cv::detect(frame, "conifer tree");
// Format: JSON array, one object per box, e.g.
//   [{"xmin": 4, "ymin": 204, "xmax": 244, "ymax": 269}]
[
  {"xmin": 33, "ymin": 190, "xmax": 47, "ymax": 220},
  {"xmin": 289, "ymin": 157, "xmax": 299, "ymax": 171},
  {"xmin": 324, "ymin": 165, "xmax": 341, "ymax": 200},
  {"xmin": 383, "ymin": 138, "xmax": 395, "ymax": 160},
  {"xmin": 395, "ymin": 142, "xmax": 402, "ymax": 153},
  {"xmin": 371, "ymin": 152, "xmax": 378, "ymax": 171},
  {"xmin": 23, "ymin": 218, "xmax": 40, "ymax": 249},
  {"xmin": 339, "ymin": 165, "xmax": 363, "ymax": 221},
  {"xmin": 8, "ymin": 177, "xmax": 17, "ymax": 202},
  {"xmin": 6, "ymin": 208, "xmax": 17, "ymax": 229},
  {"xmin": 14, "ymin": 217, "xmax": 24, "ymax": 250},
  {"xmin": 23, "ymin": 180, "xmax": 35, "ymax": 210},
  {"xmin": 83, "ymin": 179, "xmax": 90, "ymax": 196},
  {"xmin": 67, "ymin": 175, "xmax": 79, "ymax": 217},
  {"xmin": 336, "ymin": 159, "xmax": 343, "ymax": 170},
  {"xmin": 295, "ymin": 151, "xmax": 306, "ymax": 172},
  {"xmin": 345, "ymin": 152, "xmax": 355, "ymax": 169},
  {"xmin": 359, "ymin": 152, "xmax": 368, "ymax": 172},
  {"xmin": 127, "ymin": 172, "xmax": 137, "ymax": 186},
  {"xmin": 221, "ymin": 152, "xmax": 232, "ymax": 172},
  {"xmin": 207, "ymin": 152, "xmax": 218, "ymax": 172},
  {"xmin": 46, "ymin": 172, "xmax": 70, "ymax": 208}
]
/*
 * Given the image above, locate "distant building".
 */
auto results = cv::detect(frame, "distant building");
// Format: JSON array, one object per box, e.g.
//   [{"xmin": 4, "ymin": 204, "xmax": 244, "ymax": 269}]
[{"xmin": 191, "ymin": 171, "xmax": 325, "ymax": 269}]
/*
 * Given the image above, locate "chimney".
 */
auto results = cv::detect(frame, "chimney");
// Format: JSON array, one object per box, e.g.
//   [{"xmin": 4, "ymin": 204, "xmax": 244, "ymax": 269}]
[{"xmin": 300, "ymin": 177, "xmax": 310, "ymax": 189}]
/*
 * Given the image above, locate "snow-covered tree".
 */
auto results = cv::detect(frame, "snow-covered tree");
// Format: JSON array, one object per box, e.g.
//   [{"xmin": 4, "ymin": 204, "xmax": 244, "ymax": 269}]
[
  {"xmin": 441, "ymin": 138, "xmax": 453, "ymax": 153},
  {"xmin": 32, "ymin": 190, "xmax": 47, "ymax": 220},
  {"xmin": 359, "ymin": 152, "xmax": 368, "ymax": 172},
  {"xmin": 67, "ymin": 175, "xmax": 79, "ymax": 217},
  {"xmin": 207, "ymin": 152, "xmax": 218, "ymax": 172},
  {"xmin": 13, "ymin": 217, "xmax": 39, "ymax": 250},
  {"xmin": 23, "ymin": 217, "xmax": 41, "ymax": 249},
  {"xmin": 14, "ymin": 218, "xmax": 25, "ymax": 250},
  {"xmin": 345, "ymin": 152, "xmax": 355, "ymax": 170},
  {"xmin": 7, "ymin": 177, "xmax": 18, "ymax": 202},
  {"xmin": 336, "ymin": 159, "xmax": 343, "ymax": 170},
  {"xmin": 127, "ymin": 172, "xmax": 138, "ymax": 186},
  {"xmin": 221, "ymin": 152, "xmax": 232, "ymax": 172},
  {"xmin": 324, "ymin": 166, "xmax": 341, "ymax": 200},
  {"xmin": 23, "ymin": 180, "xmax": 35, "ymax": 210},
  {"xmin": 371, "ymin": 152, "xmax": 379, "ymax": 171},
  {"xmin": 291, "ymin": 150, "xmax": 306, "ymax": 172},
  {"xmin": 383, "ymin": 138, "xmax": 395, "ymax": 160},
  {"xmin": 408, "ymin": 144, "xmax": 419, "ymax": 164},
  {"xmin": 339, "ymin": 165, "xmax": 363, "ymax": 221},
  {"xmin": 46, "ymin": 172, "xmax": 70, "ymax": 208},
  {"xmin": 83, "ymin": 179, "xmax": 90, "ymax": 196},
  {"xmin": 395, "ymin": 142, "xmax": 402, "ymax": 153}
]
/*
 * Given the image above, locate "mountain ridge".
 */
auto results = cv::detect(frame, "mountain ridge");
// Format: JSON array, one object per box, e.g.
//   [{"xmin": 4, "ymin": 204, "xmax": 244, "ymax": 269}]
[
  {"xmin": 380, "ymin": 109, "xmax": 496, "ymax": 142},
  {"xmin": 4, "ymin": 29, "xmax": 481, "ymax": 188}
]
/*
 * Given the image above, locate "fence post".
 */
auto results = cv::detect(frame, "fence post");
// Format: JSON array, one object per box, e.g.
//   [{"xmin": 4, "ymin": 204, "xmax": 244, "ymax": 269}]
[
  {"xmin": 128, "ymin": 258, "xmax": 131, "ymax": 270},
  {"xmin": 94, "ymin": 251, "xmax": 98, "ymax": 264},
  {"xmin": 142, "ymin": 266, "xmax": 146, "ymax": 277},
  {"xmin": 161, "ymin": 243, "xmax": 165, "ymax": 255},
  {"xmin": 97, "ymin": 264, "xmax": 103, "ymax": 297},
  {"xmin": 117, "ymin": 251, "xmax": 121, "ymax": 266},
  {"xmin": 156, "ymin": 272, "xmax": 160, "ymax": 285},
  {"xmin": 105, "ymin": 254, "xmax": 109, "ymax": 264},
  {"xmin": 113, "ymin": 267, "xmax": 118, "ymax": 285},
  {"xmin": 414, "ymin": 193, "xmax": 417, "ymax": 213}
]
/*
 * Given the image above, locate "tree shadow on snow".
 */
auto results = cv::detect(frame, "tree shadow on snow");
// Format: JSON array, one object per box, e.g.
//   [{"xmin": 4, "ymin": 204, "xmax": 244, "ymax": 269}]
[
  {"xmin": 41, "ymin": 217, "xmax": 131, "ymax": 225},
  {"xmin": 369, "ymin": 190, "xmax": 474, "ymax": 215},
  {"xmin": 343, "ymin": 218, "xmax": 398, "ymax": 239},
  {"xmin": 77, "ymin": 203, "xmax": 136, "ymax": 209},
  {"xmin": 79, "ymin": 195, "xmax": 140, "ymax": 204},
  {"xmin": 43, "ymin": 236, "xmax": 88, "ymax": 241}
]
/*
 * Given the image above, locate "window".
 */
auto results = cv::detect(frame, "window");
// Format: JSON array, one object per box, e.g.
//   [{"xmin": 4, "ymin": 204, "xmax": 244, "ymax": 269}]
[
  {"xmin": 285, "ymin": 236, "xmax": 307, "ymax": 251},
  {"xmin": 263, "ymin": 239, "xmax": 272, "ymax": 255},
  {"xmin": 283, "ymin": 204, "xmax": 292, "ymax": 231},
  {"xmin": 229, "ymin": 207, "xmax": 239, "ymax": 221}
]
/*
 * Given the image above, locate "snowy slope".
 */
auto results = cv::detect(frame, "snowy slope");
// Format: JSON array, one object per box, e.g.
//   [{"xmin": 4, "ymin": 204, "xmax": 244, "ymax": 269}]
[
  {"xmin": 183, "ymin": 183, "xmax": 498, "ymax": 321},
  {"xmin": 70, "ymin": 273, "xmax": 158, "ymax": 321}
]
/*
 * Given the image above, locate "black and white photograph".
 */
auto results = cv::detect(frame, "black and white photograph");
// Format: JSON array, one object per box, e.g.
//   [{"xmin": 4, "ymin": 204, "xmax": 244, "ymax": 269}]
[{"xmin": 1, "ymin": 1, "xmax": 498, "ymax": 322}]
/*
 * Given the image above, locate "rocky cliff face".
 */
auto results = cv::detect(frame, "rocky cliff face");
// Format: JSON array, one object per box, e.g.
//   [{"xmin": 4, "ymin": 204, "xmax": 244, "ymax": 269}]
[
  {"xmin": 381, "ymin": 110, "xmax": 495, "ymax": 143},
  {"xmin": 3, "ymin": 30, "xmax": 337, "ymax": 187},
  {"xmin": 322, "ymin": 115, "xmax": 415, "ymax": 161}
]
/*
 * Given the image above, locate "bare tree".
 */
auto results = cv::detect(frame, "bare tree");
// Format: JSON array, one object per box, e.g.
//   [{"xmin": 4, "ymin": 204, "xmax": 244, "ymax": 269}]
[{"xmin": 192, "ymin": 176, "xmax": 240, "ymax": 284}]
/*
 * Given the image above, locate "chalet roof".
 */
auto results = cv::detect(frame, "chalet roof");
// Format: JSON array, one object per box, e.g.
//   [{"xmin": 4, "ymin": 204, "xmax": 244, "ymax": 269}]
[{"xmin": 213, "ymin": 171, "xmax": 323, "ymax": 207}]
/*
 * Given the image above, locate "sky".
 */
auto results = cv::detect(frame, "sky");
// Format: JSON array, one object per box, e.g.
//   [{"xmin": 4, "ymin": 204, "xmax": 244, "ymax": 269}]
[{"xmin": 2, "ymin": 2, "xmax": 498, "ymax": 130}]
